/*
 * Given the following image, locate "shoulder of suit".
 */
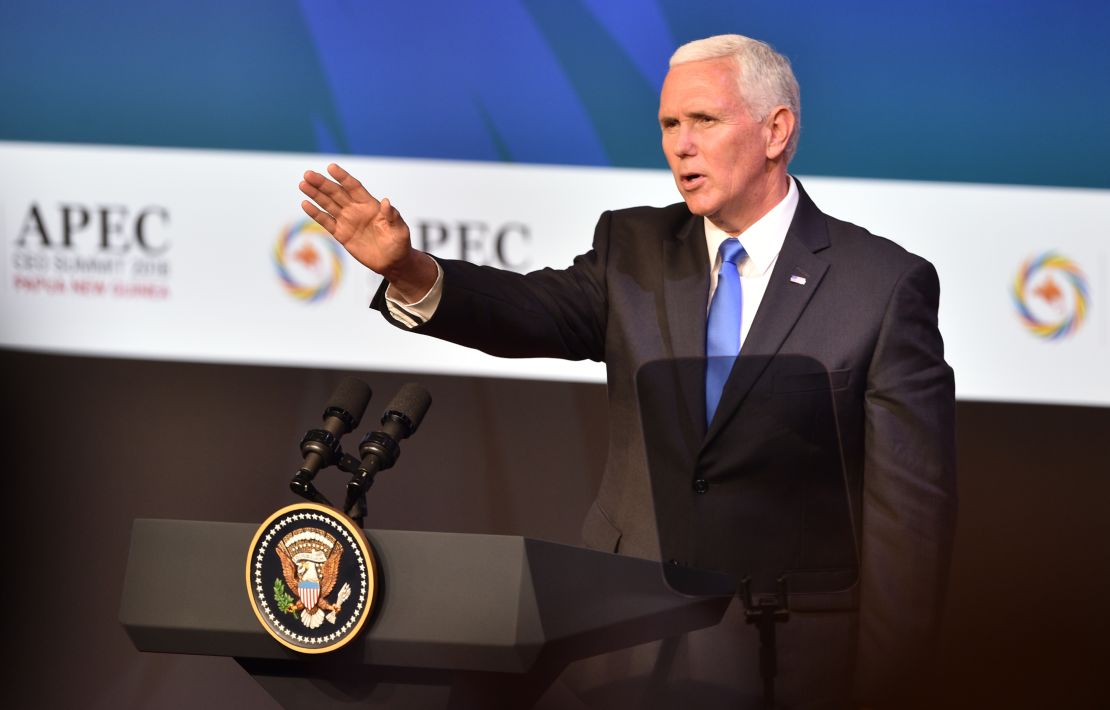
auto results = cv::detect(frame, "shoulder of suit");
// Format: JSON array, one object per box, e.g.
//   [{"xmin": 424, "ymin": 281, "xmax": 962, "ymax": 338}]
[
  {"xmin": 820, "ymin": 212, "xmax": 932, "ymax": 271},
  {"xmin": 606, "ymin": 202, "xmax": 692, "ymax": 228}
]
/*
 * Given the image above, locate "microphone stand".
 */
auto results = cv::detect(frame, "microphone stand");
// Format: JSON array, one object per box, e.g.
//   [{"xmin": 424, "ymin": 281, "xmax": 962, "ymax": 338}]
[
  {"xmin": 336, "ymin": 453, "xmax": 367, "ymax": 526},
  {"xmin": 288, "ymin": 443, "xmax": 363, "ymax": 513},
  {"xmin": 288, "ymin": 383, "xmax": 430, "ymax": 530},
  {"xmin": 344, "ymin": 479, "xmax": 369, "ymax": 529},
  {"xmin": 741, "ymin": 576, "xmax": 790, "ymax": 709}
]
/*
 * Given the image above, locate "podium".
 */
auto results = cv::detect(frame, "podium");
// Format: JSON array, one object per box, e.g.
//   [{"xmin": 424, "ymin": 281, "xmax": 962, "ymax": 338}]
[{"xmin": 120, "ymin": 519, "xmax": 733, "ymax": 709}]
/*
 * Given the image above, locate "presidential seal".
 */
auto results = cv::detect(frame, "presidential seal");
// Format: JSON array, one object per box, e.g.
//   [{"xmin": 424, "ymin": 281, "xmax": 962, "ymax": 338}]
[{"xmin": 246, "ymin": 502, "xmax": 377, "ymax": 653}]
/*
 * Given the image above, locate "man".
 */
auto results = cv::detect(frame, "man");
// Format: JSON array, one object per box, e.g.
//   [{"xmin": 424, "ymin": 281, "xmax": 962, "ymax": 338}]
[{"xmin": 299, "ymin": 34, "xmax": 956, "ymax": 709}]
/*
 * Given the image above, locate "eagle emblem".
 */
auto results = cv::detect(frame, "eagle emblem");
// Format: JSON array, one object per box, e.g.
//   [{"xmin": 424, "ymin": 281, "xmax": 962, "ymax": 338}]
[
  {"xmin": 247, "ymin": 502, "xmax": 377, "ymax": 653},
  {"xmin": 273, "ymin": 527, "xmax": 352, "ymax": 629}
]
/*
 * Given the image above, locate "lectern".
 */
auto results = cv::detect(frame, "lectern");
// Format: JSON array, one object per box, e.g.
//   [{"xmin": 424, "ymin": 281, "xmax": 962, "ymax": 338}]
[{"xmin": 120, "ymin": 519, "xmax": 733, "ymax": 709}]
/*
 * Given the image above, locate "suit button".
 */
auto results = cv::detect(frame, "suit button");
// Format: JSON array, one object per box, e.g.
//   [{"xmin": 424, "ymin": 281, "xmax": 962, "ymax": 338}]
[{"xmin": 693, "ymin": 478, "xmax": 709, "ymax": 494}]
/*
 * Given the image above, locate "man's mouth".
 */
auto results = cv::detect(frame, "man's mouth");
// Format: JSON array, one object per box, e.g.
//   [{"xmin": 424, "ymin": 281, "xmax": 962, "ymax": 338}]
[{"xmin": 680, "ymin": 173, "xmax": 705, "ymax": 189}]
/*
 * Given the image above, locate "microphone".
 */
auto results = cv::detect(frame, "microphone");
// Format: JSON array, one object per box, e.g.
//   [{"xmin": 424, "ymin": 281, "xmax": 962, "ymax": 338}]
[
  {"xmin": 345, "ymin": 383, "xmax": 431, "ymax": 516},
  {"xmin": 291, "ymin": 377, "xmax": 372, "ymax": 501}
]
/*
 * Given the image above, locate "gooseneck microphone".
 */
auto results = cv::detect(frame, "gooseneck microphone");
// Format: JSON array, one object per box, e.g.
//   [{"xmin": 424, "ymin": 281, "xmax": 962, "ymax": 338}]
[
  {"xmin": 345, "ymin": 383, "xmax": 432, "ymax": 518},
  {"xmin": 290, "ymin": 377, "xmax": 372, "ymax": 503}
]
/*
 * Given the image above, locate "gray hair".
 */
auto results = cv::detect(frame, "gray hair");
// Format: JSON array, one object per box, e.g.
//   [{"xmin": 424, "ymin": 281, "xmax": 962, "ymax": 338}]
[{"xmin": 670, "ymin": 34, "xmax": 801, "ymax": 161}]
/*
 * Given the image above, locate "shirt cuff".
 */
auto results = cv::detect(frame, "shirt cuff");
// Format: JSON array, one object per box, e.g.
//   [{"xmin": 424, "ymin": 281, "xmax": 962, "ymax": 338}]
[{"xmin": 383, "ymin": 259, "xmax": 444, "ymax": 329}]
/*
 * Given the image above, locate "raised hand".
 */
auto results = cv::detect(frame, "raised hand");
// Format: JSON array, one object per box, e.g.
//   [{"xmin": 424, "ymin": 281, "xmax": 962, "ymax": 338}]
[{"xmin": 299, "ymin": 163, "xmax": 436, "ymax": 300}]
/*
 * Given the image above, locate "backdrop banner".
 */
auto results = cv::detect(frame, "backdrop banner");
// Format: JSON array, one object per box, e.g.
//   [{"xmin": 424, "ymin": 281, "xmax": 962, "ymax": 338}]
[{"xmin": 2, "ymin": 140, "xmax": 1106, "ymax": 406}]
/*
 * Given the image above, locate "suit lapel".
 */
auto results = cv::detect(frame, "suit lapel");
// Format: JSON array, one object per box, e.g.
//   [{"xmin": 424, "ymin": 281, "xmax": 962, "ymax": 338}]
[
  {"xmin": 702, "ymin": 183, "xmax": 831, "ymax": 448},
  {"xmin": 661, "ymin": 214, "xmax": 709, "ymax": 440},
  {"xmin": 663, "ymin": 215, "xmax": 709, "ymax": 358}
]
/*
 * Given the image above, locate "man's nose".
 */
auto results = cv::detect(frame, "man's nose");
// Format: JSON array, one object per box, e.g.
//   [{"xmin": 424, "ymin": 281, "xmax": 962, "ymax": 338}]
[{"xmin": 672, "ymin": 125, "xmax": 696, "ymax": 157}]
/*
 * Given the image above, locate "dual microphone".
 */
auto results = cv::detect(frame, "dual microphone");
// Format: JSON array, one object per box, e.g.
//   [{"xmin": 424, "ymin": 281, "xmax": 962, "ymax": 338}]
[{"xmin": 290, "ymin": 377, "xmax": 431, "ymax": 523}]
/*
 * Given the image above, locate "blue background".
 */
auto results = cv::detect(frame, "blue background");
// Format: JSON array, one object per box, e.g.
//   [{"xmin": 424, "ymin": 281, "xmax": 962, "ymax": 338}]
[{"xmin": 3, "ymin": 1, "xmax": 1109, "ymax": 188}]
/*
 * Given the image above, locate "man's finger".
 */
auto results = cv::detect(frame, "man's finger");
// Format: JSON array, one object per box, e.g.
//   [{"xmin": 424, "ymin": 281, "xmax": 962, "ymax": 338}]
[
  {"xmin": 303, "ymin": 169, "xmax": 353, "ymax": 207},
  {"xmin": 301, "ymin": 170, "xmax": 335, "ymax": 189},
  {"xmin": 309, "ymin": 173, "xmax": 353, "ymax": 207},
  {"xmin": 301, "ymin": 200, "xmax": 337, "ymax": 235},
  {"xmin": 379, "ymin": 197, "xmax": 407, "ymax": 227},
  {"xmin": 328, "ymin": 163, "xmax": 375, "ymax": 202},
  {"xmin": 299, "ymin": 181, "xmax": 342, "ymax": 216}
]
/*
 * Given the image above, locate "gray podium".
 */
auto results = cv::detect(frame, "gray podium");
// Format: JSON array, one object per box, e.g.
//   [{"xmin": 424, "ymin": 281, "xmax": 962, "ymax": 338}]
[{"xmin": 120, "ymin": 519, "xmax": 733, "ymax": 709}]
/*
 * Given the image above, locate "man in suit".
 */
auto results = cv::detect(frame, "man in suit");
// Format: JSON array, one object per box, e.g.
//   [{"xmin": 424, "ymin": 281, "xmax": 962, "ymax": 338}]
[{"xmin": 299, "ymin": 34, "xmax": 955, "ymax": 709}]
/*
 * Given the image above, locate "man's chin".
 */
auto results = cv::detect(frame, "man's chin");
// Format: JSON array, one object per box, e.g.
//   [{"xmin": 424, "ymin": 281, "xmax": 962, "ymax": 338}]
[{"xmin": 681, "ymin": 197, "xmax": 715, "ymax": 218}]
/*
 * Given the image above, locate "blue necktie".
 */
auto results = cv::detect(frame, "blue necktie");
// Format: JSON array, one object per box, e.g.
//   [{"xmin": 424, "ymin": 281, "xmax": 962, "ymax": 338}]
[{"xmin": 705, "ymin": 238, "xmax": 745, "ymax": 425}]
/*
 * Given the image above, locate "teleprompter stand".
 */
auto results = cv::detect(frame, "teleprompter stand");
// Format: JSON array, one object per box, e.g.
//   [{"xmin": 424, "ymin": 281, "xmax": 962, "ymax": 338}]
[
  {"xmin": 637, "ymin": 355, "xmax": 860, "ymax": 709},
  {"xmin": 741, "ymin": 576, "xmax": 790, "ymax": 709},
  {"xmin": 119, "ymin": 519, "xmax": 733, "ymax": 709}
]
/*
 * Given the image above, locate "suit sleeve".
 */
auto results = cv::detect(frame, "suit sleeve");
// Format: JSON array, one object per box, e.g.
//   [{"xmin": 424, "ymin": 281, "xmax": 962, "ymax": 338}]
[
  {"xmin": 855, "ymin": 258, "xmax": 958, "ymax": 706},
  {"xmin": 370, "ymin": 212, "xmax": 613, "ymax": 362}
]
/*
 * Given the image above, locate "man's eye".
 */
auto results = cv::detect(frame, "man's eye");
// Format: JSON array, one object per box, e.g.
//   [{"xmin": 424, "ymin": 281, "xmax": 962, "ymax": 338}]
[{"xmin": 697, "ymin": 116, "xmax": 716, "ymax": 125}]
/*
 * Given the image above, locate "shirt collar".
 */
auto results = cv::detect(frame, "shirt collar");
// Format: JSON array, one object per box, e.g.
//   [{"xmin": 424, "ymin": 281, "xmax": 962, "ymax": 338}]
[{"xmin": 704, "ymin": 176, "xmax": 799, "ymax": 276}]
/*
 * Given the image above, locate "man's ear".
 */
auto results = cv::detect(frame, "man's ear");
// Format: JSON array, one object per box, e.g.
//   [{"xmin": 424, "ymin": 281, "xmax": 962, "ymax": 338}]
[{"xmin": 765, "ymin": 107, "xmax": 796, "ymax": 161}]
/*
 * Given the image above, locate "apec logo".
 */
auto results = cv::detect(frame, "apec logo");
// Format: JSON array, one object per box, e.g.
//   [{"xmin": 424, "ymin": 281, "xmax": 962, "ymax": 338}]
[
  {"xmin": 272, "ymin": 216, "xmax": 534, "ymax": 304},
  {"xmin": 273, "ymin": 219, "xmax": 346, "ymax": 303},
  {"xmin": 10, "ymin": 201, "xmax": 172, "ymax": 299},
  {"xmin": 1011, "ymin": 252, "xmax": 1090, "ymax": 340}
]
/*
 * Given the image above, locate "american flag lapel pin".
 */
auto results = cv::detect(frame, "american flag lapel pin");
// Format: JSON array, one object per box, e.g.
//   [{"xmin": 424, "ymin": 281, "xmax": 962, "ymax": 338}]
[{"xmin": 789, "ymin": 273, "xmax": 807, "ymax": 286}]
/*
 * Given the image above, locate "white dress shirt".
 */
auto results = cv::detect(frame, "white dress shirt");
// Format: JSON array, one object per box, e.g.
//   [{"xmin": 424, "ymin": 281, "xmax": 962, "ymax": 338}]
[{"xmin": 703, "ymin": 176, "xmax": 798, "ymax": 347}]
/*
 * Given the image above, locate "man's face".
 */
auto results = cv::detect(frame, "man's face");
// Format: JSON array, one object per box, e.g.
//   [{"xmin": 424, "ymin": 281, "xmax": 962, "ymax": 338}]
[{"xmin": 658, "ymin": 58, "xmax": 773, "ymax": 233}]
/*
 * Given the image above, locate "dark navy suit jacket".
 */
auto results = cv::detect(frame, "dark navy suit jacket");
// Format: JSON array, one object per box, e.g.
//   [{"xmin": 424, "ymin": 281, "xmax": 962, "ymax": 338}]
[{"xmin": 372, "ymin": 181, "xmax": 957, "ymax": 708}]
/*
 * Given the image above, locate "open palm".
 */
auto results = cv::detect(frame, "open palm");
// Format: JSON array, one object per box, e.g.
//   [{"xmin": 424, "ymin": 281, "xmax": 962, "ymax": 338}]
[{"xmin": 299, "ymin": 163, "xmax": 411, "ymax": 274}]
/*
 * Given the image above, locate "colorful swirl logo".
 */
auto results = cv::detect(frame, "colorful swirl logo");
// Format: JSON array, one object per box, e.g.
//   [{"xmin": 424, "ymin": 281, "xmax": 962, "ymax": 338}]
[
  {"xmin": 1011, "ymin": 252, "xmax": 1089, "ymax": 340},
  {"xmin": 273, "ymin": 220, "xmax": 344, "ymax": 302}
]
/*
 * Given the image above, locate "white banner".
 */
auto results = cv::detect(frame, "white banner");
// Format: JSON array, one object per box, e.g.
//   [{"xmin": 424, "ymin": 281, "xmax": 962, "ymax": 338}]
[{"xmin": 1, "ymin": 141, "xmax": 1106, "ymax": 406}]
